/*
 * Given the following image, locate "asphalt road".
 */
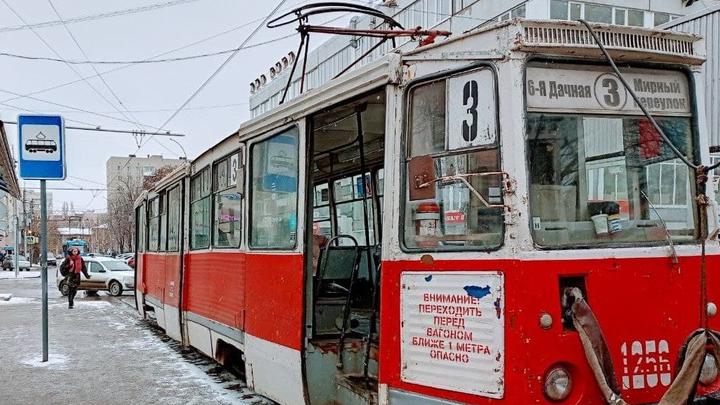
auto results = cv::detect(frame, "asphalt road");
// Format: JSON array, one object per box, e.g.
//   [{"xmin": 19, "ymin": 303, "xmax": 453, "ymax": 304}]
[{"xmin": 0, "ymin": 275, "xmax": 271, "ymax": 405}]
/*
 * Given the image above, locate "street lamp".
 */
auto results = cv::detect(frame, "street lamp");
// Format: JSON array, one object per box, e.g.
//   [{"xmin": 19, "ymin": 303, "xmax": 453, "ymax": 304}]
[{"xmin": 168, "ymin": 138, "xmax": 187, "ymax": 160}]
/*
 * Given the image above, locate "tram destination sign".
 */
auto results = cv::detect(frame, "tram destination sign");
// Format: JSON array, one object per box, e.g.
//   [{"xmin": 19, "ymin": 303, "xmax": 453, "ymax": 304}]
[
  {"xmin": 400, "ymin": 271, "xmax": 504, "ymax": 398},
  {"xmin": 526, "ymin": 66, "xmax": 691, "ymax": 116}
]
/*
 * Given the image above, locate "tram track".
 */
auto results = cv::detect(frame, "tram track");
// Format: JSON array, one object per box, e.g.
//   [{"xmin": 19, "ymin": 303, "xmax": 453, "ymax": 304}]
[{"xmin": 107, "ymin": 294, "xmax": 277, "ymax": 405}]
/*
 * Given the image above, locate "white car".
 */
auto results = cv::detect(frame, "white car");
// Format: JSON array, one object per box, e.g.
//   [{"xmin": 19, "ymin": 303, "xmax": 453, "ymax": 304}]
[
  {"xmin": 56, "ymin": 256, "xmax": 134, "ymax": 297},
  {"xmin": 3, "ymin": 255, "xmax": 31, "ymax": 271}
]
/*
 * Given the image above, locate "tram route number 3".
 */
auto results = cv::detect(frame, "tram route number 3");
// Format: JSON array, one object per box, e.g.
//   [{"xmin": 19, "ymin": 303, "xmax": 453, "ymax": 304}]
[
  {"xmin": 620, "ymin": 340, "xmax": 672, "ymax": 390},
  {"xmin": 447, "ymin": 69, "xmax": 497, "ymax": 151},
  {"xmin": 229, "ymin": 153, "xmax": 239, "ymax": 186}
]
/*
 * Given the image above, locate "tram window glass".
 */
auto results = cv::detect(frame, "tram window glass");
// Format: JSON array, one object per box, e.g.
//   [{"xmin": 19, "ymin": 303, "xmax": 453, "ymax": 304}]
[
  {"xmin": 527, "ymin": 115, "xmax": 695, "ymax": 246},
  {"xmin": 334, "ymin": 173, "xmax": 376, "ymax": 246},
  {"xmin": 159, "ymin": 193, "xmax": 167, "ymax": 251},
  {"xmin": 250, "ymin": 127, "xmax": 299, "ymax": 249},
  {"xmin": 190, "ymin": 168, "xmax": 211, "ymax": 250},
  {"xmin": 167, "ymin": 186, "xmax": 181, "ymax": 252},
  {"xmin": 213, "ymin": 153, "xmax": 242, "ymax": 248},
  {"xmin": 136, "ymin": 205, "xmax": 146, "ymax": 253},
  {"xmin": 404, "ymin": 67, "xmax": 503, "ymax": 251},
  {"xmin": 149, "ymin": 198, "xmax": 160, "ymax": 252},
  {"xmin": 313, "ymin": 183, "xmax": 331, "ymax": 238}
]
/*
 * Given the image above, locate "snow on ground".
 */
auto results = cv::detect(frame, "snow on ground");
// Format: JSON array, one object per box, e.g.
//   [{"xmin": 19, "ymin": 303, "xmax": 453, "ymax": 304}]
[
  {"xmin": 21, "ymin": 353, "xmax": 70, "ymax": 371},
  {"xmin": 0, "ymin": 277, "xmax": 273, "ymax": 405},
  {"xmin": 0, "ymin": 270, "xmax": 41, "ymax": 279},
  {"xmin": 0, "ymin": 296, "xmax": 37, "ymax": 305}
]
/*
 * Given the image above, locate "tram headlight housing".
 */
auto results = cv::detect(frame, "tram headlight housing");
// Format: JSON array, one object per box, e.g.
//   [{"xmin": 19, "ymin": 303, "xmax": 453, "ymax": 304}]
[
  {"xmin": 699, "ymin": 354, "xmax": 718, "ymax": 386},
  {"xmin": 544, "ymin": 366, "xmax": 572, "ymax": 401}
]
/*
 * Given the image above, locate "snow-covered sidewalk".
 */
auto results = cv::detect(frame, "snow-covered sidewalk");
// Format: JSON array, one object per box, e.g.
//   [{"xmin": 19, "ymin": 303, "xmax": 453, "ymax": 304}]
[
  {"xmin": 0, "ymin": 278, "xmax": 271, "ymax": 405},
  {"xmin": 0, "ymin": 270, "xmax": 41, "ymax": 279}
]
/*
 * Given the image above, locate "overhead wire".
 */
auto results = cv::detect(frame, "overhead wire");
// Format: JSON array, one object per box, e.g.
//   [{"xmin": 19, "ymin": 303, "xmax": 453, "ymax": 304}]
[
  {"xmin": 138, "ymin": 0, "xmax": 291, "ymax": 150},
  {"xmin": 47, "ymin": 0, "xmax": 145, "ymax": 133},
  {"xmin": 102, "ymin": 0, "xmax": 290, "ymax": 209},
  {"xmin": 0, "ymin": 0, "xmax": 203, "ymax": 34},
  {"xmin": 0, "ymin": 0, "xmax": 157, "ymax": 134},
  {"xmin": 0, "ymin": 32, "xmax": 298, "ymax": 65},
  {"xmin": 0, "ymin": 0, "xmax": 330, "ymax": 106}
]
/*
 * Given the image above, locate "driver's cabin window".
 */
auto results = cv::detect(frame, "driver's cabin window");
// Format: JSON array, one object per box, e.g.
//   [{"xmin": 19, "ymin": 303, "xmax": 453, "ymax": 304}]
[{"xmin": 403, "ymin": 67, "xmax": 503, "ymax": 250}]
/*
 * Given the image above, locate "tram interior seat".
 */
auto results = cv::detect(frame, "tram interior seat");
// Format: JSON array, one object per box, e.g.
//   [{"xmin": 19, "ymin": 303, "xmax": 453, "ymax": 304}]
[{"xmin": 314, "ymin": 244, "xmax": 380, "ymax": 336}]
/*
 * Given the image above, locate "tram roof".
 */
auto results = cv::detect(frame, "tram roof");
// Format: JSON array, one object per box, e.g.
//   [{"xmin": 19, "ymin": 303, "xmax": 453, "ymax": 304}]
[{"xmin": 236, "ymin": 53, "xmax": 400, "ymax": 143}]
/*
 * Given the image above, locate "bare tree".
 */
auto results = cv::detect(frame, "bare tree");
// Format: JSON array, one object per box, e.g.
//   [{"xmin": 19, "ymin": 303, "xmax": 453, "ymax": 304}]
[{"xmin": 107, "ymin": 174, "xmax": 142, "ymax": 254}]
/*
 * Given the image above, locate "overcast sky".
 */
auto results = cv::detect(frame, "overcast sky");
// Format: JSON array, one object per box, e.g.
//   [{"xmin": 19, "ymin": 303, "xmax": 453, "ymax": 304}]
[{"xmin": 0, "ymin": 0, "xmax": 349, "ymax": 212}]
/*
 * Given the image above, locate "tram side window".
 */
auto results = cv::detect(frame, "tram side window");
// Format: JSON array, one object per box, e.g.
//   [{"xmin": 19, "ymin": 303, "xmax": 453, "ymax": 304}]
[
  {"xmin": 213, "ymin": 153, "xmax": 242, "ymax": 248},
  {"xmin": 250, "ymin": 127, "xmax": 299, "ymax": 249},
  {"xmin": 167, "ymin": 186, "xmax": 181, "ymax": 252},
  {"xmin": 136, "ymin": 205, "xmax": 146, "ymax": 253},
  {"xmin": 404, "ymin": 67, "xmax": 503, "ymax": 250},
  {"xmin": 190, "ymin": 168, "xmax": 211, "ymax": 250},
  {"xmin": 159, "ymin": 193, "xmax": 167, "ymax": 251},
  {"xmin": 149, "ymin": 198, "xmax": 160, "ymax": 252}
]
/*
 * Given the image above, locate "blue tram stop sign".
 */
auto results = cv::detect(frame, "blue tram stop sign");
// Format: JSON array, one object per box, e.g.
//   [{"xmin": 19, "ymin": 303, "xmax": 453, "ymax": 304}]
[{"xmin": 18, "ymin": 115, "xmax": 66, "ymax": 180}]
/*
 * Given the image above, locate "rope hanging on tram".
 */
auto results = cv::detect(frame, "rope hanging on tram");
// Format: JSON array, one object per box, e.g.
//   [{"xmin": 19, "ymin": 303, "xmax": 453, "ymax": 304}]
[{"xmin": 566, "ymin": 287, "xmax": 720, "ymax": 405}]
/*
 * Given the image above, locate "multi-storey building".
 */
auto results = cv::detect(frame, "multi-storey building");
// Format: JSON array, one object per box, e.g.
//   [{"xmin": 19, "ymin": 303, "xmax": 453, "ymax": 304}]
[
  {"xmin": 0, "ymin": 122, "xmax": 21, "ymax": 251},
  {"xmin": 106, "ymin": 154, "xmax": 185, "ymax": 201},
  {"xmin": 250, "ymin": 0, "xmax": 713, "ymax": 116}
]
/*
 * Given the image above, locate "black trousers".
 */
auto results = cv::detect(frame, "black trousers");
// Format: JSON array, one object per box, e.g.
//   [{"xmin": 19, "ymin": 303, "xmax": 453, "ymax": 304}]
[
  {"xmin": 68, "ymin": 287, "xmax": 78, "ymax": 307},
  {"xmin": 67, "ymin": 274, "xmax": 80, "ymax": 307}
]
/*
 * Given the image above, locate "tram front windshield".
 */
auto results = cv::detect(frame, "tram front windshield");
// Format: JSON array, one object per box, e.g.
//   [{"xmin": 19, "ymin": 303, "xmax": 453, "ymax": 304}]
[
  {"xmin": 527, "ymin": 113, "xmax": 696, "ymax": 247},
  {"xmin": 526, "ymin": 64, "xmax": 697, "ymax": 247}
]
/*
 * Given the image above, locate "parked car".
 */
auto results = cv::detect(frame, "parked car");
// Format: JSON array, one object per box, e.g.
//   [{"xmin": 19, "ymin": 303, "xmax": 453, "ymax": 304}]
[
  {"xmin": 117, "ymin": 252, "xmax": 134, "ymax": 261},
  {"xmin": 35, "ymin": 255, "xmax": 57, "ymax": 266},
  {"xmin": 3, "ymin": 255, "xmax": 32, "ymax": 271},
  {"xmin": 56, "ymin": 257, "xmax": 134, "ymax": 297}
]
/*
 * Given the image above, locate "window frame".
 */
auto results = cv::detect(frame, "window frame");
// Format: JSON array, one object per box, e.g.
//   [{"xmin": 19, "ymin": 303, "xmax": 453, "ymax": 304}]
[
  {"xmin": 248, "ymin": 125, "xmax": 301, "ymax": 251},
  {"xmin": 522, "ymin": 59, "xmax": 703, "ymax": 249},
  {"xmin": 400, "ymin": 62, "xmax": 504, "ymax": 253},
  {"xmin": 211, "ymin": 148, "xmax": 244, "ymax": 249},
  {"xmin": 189, "ymin": 166, "xmax": 212, "ymax": 250}
]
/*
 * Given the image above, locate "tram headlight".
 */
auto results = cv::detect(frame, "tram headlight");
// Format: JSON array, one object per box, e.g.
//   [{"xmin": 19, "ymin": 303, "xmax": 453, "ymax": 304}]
[
  {"xmin": 544, "ymin": 366, "xmax": 572, "ymax": 401},
  {"xmin": 699, "ymin": 354, "xmax": 718, "ymax": 385}
]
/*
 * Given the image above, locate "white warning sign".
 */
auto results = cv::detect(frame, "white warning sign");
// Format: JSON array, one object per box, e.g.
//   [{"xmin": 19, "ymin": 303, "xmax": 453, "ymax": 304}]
[{"xmin": 400, "ymin": 271, "xmax": 504, "ymax": 398}]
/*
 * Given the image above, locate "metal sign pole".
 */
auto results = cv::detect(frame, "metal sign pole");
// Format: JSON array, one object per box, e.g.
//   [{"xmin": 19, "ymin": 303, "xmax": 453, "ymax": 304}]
[
  {"xmin": 14, "ymin": 199, "xmax": 18, "ymax": 278},
  {"xmin": 40, "ymin": 180, "xmax": 48, "ymax": 362},
  {"xmin": 17, "ymin": 114, "xmax": 66, "ymax": 364}
]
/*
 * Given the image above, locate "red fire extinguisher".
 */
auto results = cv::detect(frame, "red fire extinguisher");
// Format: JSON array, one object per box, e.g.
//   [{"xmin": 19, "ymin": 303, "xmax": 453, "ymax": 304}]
[{"xmin": 414, "ymin": 202, "xmax": 440, "ymax": 247}]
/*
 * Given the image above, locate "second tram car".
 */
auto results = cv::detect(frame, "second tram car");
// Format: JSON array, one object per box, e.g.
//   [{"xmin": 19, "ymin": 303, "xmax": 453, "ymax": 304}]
[{"xmin": 135, "ymin": 19, "xmax": 720, "ymax": 404}]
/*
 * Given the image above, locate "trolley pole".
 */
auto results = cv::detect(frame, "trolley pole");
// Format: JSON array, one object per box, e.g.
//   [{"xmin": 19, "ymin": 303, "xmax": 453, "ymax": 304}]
[{"xmin": 40, "ymin": 180, "xmax": 48, "ymax": 362}]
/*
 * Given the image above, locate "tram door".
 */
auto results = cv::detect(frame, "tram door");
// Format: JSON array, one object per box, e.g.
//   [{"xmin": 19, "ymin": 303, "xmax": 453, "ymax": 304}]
[{"xmin": 304, "ymin": 89, "xmax": 386, "ymax": 405}]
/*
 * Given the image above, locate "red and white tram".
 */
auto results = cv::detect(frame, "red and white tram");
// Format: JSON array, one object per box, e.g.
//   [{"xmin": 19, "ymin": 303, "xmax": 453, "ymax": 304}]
[{"xmin": 135, "ymin": 19, "xmax": 720, "ymax": 405}]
